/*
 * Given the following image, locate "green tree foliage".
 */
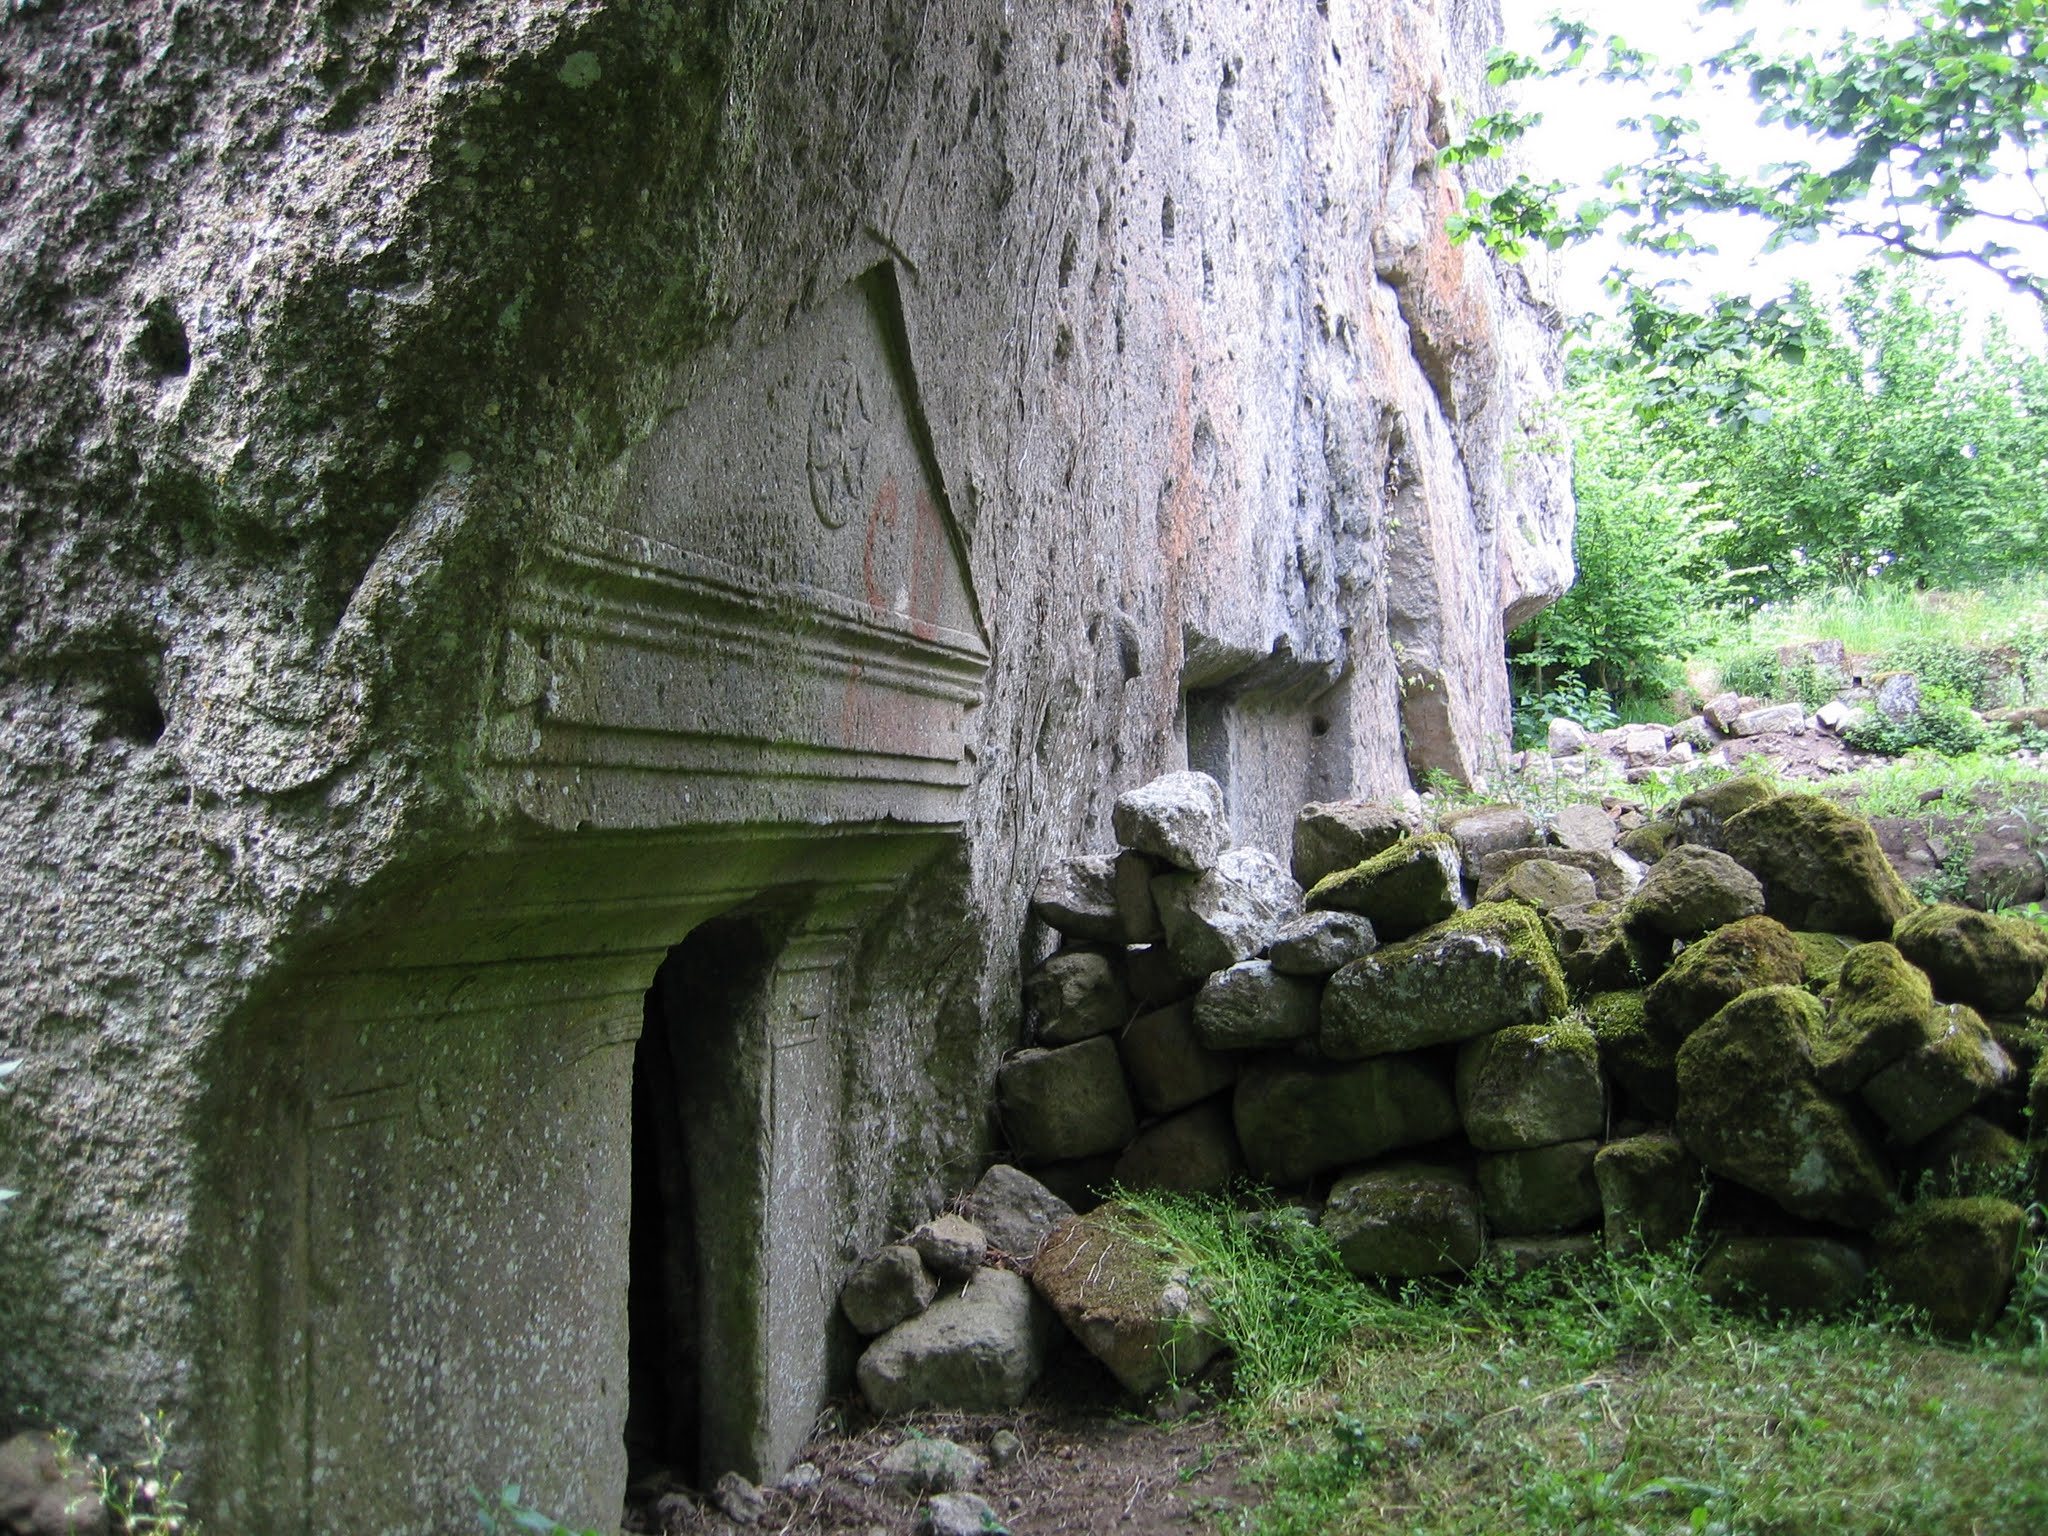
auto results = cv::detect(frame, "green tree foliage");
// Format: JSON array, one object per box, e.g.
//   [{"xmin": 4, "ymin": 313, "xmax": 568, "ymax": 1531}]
[{"xmin": 1514, "ymin": 269, "xmax": 2048, "ymax": 708}]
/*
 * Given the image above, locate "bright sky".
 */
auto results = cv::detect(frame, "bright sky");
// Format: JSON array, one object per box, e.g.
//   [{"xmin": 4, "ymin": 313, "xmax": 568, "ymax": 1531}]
[{"xmin": 1508, "ymin": 0, "xmax": 2048, "ymax": 346}]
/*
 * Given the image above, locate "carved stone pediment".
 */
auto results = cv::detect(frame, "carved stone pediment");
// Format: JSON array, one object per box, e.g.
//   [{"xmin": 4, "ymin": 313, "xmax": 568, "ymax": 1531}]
[{"xmin": 489, "ymin": 266, "xmax": 988, "ymax": 833}]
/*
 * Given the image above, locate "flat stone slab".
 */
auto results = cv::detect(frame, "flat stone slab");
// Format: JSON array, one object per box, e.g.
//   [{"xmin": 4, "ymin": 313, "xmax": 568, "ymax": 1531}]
[
  {"xmin": 964, "ymin": 1165, "xmax": 1073, "ymax": 1270},
  {"xmin": 1291, "ymin": 800, "xmax": 1421, "ymax": 890},
  {"xmin": 1030, "ymin": 855, "xmax": 1123, "ymax": 943}
]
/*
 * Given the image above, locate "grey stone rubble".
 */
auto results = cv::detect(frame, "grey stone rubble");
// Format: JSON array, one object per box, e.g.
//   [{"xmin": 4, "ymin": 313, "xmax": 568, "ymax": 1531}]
[{"xmin": 839, "ymin": 770, "xmax": 2043, "ymax": 1413}]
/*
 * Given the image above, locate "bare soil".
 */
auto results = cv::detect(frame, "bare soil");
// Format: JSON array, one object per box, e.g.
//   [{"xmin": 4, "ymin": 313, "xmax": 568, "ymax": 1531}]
[{"xmin": 635, "ymin": 1351, "xmax": 1258, "ymax": 1535}]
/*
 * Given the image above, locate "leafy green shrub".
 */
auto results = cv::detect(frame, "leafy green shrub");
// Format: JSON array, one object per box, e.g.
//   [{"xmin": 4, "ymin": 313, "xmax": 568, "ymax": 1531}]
[
  {"xmin": 1717, "ymin": 646, "xmax": 1783, "ymax": 700},
  {"xmin": 1840, "ymin": 686, "xmax": 1988, "ymax": 758},
  {"xmin": 1511, "ymin": 677, "xmax": 1620, "ymax": 748},
  {"xmin": 1883, "ymin": 637, "xmax": 1999, "ymax": 709}
]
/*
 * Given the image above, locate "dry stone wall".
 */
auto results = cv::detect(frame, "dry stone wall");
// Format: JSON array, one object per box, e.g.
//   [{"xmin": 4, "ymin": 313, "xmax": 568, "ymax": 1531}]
[
  {"xmin": 980, "ymin": 772, "xmax": 2045, "ymax": 1369},
  {"xmin": 0, "ymin": 0, "xmax": 1566, "ymax": 1529}
]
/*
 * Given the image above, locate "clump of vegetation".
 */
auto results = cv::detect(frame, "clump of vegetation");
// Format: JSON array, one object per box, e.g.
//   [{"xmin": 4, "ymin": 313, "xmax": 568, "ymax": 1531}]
[{"xmin": 1120, "ymin": 1187, "xmax": 2048, "ymax": 1536}]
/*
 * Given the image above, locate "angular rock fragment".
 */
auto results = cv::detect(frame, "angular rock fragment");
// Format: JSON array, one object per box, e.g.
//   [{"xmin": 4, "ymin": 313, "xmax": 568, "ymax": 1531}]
[
  {"xmin": 1594, "ymin": 1130, "xmax": 1701, "ymax": 1254},
  {"xmin": 1233, "ymin": 1054, "xmax": 1459, "ymax": 1185},
  {"xmin": 1476, "ymin": 1140, "xmax": 1601, "ymax": 1235},
  {"xmin": 1267, "ymin": 910, "xmax": 1377, "ymax": 976},
  {"xmin": 998, "ymin": 1038, "xmax": 1137, "ymax": 1162},
  {"xmin": 1472, "ymin": 845, "xmax": 1643, "ymax": 902},
  {"xmin": 1323, "ymin": 1163, "xmax": 1484, "ymax": 1279},
  {"xmin": 1731, "ymin": 703, "xmax": 1805, "ymax": 737},
  {"xmin": 1544, "ymin": 900, "xmax": 1659, "ymax": 994},
  {"xmin": 1859, "ymin": 1003, "xmax": 2014, "ymax": 1146},
  {"xmin": 0, "ymin": 1432, "xmax": 107, "ymax": 1536},
  {"xmin": 1113, "ymin": 771, "xmax": 1229, "ymax": 871},
  {"xmin": 1814, "ymin": 941, "xmax": 1935, "ymax": 1092},
  {"xmin": 1322, "ymin": 903, "xmax": 1566, "ymax": 1059},
  {"xmin": 1874, "ymin": 1197, "xmax": 2027, "ymax": 1337},
  {"xmin": 1303, "ymin": 832, "xmax": 1463, "ymax": 939},
  {"xmin": 1673, "ymin": 773, "xmax": 1775, "ymax": 849},
  {"xmin": 1120, "ymin": 1000, "xmax": 1238, "ymax": 1114},
  {"xmin": 1583, "ymin": 991, "xmax": 1678, "ymax": 1121},
  {"xmin": 1456, "ymin": 1018, "xmax": 1604, "ymax": 1150},
  {"xmin": 964, "ymin": 1165, "xmax": 1073, "ymax": 1269},
  {"xmin": 1721, "ymin": 793, "xmax": 1916, "ymax": 938},
  {"xmin": 1912, "ymin": 1115, "xmax": 2028, "ymax": 1199},
  {"xmin": 1625, "ymin": 845, "xmax": 1764, "ymax": 939},
  {"xmin": 1549, "ymin": 803, "xmax": 1616, "ymax": 852},
  {"xmin": 1675, "ymin": 986, "xmax": 1894, "ymax": 1230},
  {"xmin": 1152, "ymin": 847, "xmax": 1301, "ymax": 977},
  {"xmin": 1192, "ymin": 960, "xmax": 1319, "ymax": 1051},
  {"xmin": 842, "ymin": 1244, "xmax": 939, "ymax": 1337},
  {"xmin": 1481, "ymin": 858, "xmax": 1598, "ymax": 912},
  {"xmin": 909, "ymin": 1214, "xmax": 990, "ymax": 1282},
  {"xmin": 1546, "ymin": 718, "xmax": 1591, "ymax": 756},
  {"xmin": 1114, "ymin": 850, "xmax": 1165, "ymax": 944},
  {"xmin": 879, "ymin": 1437, "xmax": 985, "ymax": 1494},
  {"xmin": 1643, "ymin": 915, "xmax": 1804, "ymax": 1045},
  {"xmin": 922, "ymin": 1492, "xmax": 1007, "ymax": 1536},
  {"xmin": 1438, "ymin": 804, "xmax": 1537, "ymax": 864},
  {"xmin": 1030, "ymin": 855, "xmax": 1123, "ymax": 943},
  {"xmin": 1290, "ymin": 800, "xmax": 1421, "ymax": 890},
  {"xmin": 1024, "ymin": 948, "xmax": 1128, "ymax": 1045},
  {"xmin": 857, "ymin": 1268, "xmax": 1053, "ymax": 1415},
  {"xmin": 1031, "ymin": 1209, "xmax": 1221, "ymax": 1397},
  {"xmin": 1892, "ymin": 903, "xmax": 2048, "ymax": 1016},
  {"xmin": 1124, "ymin": 943, "xmax": 1196, "ymax": 1007}
]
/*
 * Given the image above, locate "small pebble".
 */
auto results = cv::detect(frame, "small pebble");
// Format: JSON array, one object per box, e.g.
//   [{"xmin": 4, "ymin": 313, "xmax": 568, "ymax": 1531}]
[
  {"xmin": 712, "ymin": 1470, "xmax": 766, "ymax": 1526},
  {"xmin": 922, "ymin": 1491, "xmax": 1007, "ymax": 1536},
  {"xmin": 987, "ymin": 1427, "xmax": 1023, "ymax": 1467},
  {"xmin": 778, "ymin": 1461, "xmax": 822, "ymax": 1493}
]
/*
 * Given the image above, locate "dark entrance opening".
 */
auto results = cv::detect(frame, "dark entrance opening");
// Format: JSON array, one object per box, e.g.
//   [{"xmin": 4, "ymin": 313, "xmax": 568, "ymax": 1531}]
[{"xmin": 624, "ymin": 908, "xmax": 782, "ymax": 1494}]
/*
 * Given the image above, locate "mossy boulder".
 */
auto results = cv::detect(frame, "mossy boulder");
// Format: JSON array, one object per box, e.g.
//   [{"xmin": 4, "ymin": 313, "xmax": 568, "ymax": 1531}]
[
  {"xmin": 1543, "ymin": 900, "xmax": 1659, "ymax": 993},
  {"xmin": 1720, "ymin": 794, "xmax": 1915, "ymax": 938},
  {"xmin": 1112, "ymin": 1098, "xmax": 1244, "ymax": 1196},
  {"xmin": 1438, "ymin": 803, "xmax": 1538, "ymax": 864},
  {"xmin": 1031, "ymin": 1208, "xmax": 1222, "ymax": 1396},
  {"xmin": 1643, "ymin": 916, "xmax": 1805, "ymax": 1045},
  {"xmin": 1674, "ymin": 986, "xmax": 1894, "ymax": 1230},
  {"xmin": 1304, "ymin": 832, "xmax": 1464, "ymax": 940},
  {"xmin": 1322, "ymin": 1163, "xmax": 1484, "ymax": 1280},
  {"xmin": 1477, "ymin": 1140, "xmax": 1602, "ymax": 1236},
  {"xmin": 1814, "ymin": 942, "xmax": 1936, "ymax": 1093},
  {"xmin": 1697, "ymin": 1237, "xmax": 1866, "ymax": 1316},
  {"xmin": 1624, "ymin": 845, "xmax": 1765, "ymax": 939},
  {"xmin": 1860, "ymin": 1002, "xmax": 2015, "ymax": 1146},
  {"xmin": 1480, "ymin": 858, "xmax": 1599, "ymax": 913},
  {"xmin": 1291, "ymin": 800, "xmax": 1421, "ymax": 890},
  {"xmin": 1594, "ymin": 1130, "xmax": 1701, "ymax": 1254},
  {"xmin": 998, "ymin": 1037, "xmax": 1138, "ymax": 1162},
  {"xmin": 1673, "ymin": 774, "xmax": 1778, "ymax": 850},
  {"xmin": 1583, "ymin": 990, "xmax": 1678, "ymax": 1121},
  {"xmin": 1617, "ymin": 820, "xmax": 1679, "ymax": 865},
  {"xmin": 1489, "ymin": 1234, "xmax": 1604, "ymax": 1275},
  {"xmin": 1192, "ymin": 960, "xmax": 1319, "ymax": 1051},
  {"xmin": 1892, "ymin": 903, "xmax": 2048, "ymax": 1016},
  {"xmin": 1455, "ymin": 1018, "xmax": 1604, "ymax": 1151},
  {"xmin": 1793, "ymin": 931, "xmax": 1859, "ymax": 988},
  {"xmin": 1911, "ymin": 1115, "xmax": 2030, "ymax": 1200},
  {"xmin": 1470, "ymin": 845, "xmax": 1642, "ymax": 903},
  {"xmin": 1873, "ymin": 1197, "xmax": 2028, "ymax": 1338},
  {"xmin": 1025, "ymin": 947, "xmax": 1129, "ymax": 1045},
  {"xmin": 1320, "ymin": 903, "xmax": 1566, "ymax": 1059},
  {"xmin": 1232, "ymin": 1054, "xmax": 1460, "ymax": 1186}
]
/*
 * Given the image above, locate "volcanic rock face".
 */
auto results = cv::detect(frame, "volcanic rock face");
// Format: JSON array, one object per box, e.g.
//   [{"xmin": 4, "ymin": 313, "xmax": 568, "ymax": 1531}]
[{"xmin": 0, "ymin": 1, "xmax": 1567, "ymax": 1529}]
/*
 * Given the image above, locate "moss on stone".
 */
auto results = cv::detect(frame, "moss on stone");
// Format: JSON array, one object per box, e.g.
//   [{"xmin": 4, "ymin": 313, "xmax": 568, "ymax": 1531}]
[
  {"xmin": 1303, "ymin": 832, "xmax": 1463, "ymax": 939},
  {"xmin": 1616, "ymin": 820, "xmax": 1678, "ymax": 865},
  {"xmin": 1674, "ymin": 774, "xmax": 1778, "ymax": 847},
  {"xmin": 1814, "ymin": 941, "xmax": 1936, "ymax": 1093},
  {"xmin": 1320, "ymin": 903, "xmax": 1567, "ymax": 1059},
  {"xmin": 1582, "ymin": 990, "xmax": 1678, "ymax": 1120},
  {"xmin": 1792, "ymin": 931, "xmax": 1859, "ymax": 988},
  {"xmin": 1675, "ymin": 985, "xmax": 1895, "ymax": 1230},
  {"xmin": 1422, "ymin": 901, "xmax": 1570, "ymax": 1018},
  {"xmin": 1720, "ymin": 794, "xmax": 1915, "ymax": 938},
  {"xmin": 1874, "ymin": 1196, "xmax": 2027, "ymax": 1338},
  {"xmin": 1893, "ymin": 903, "xmax": 2048, "ymax": 1016},
  {"xmin": 1456, "ymin": 1018, "xmax": 1604, "ymax": 1150},
  {"xmin": 1643, "ymin": 915, "xmax": 1805, "ymax": 1046}
]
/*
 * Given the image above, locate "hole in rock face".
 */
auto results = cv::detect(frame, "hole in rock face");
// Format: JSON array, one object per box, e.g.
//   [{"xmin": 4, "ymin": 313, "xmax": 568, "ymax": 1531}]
[
  {"xmin": 92, "ymin": 652, "xmax": 167, "ymax": 744},
  {"xmin": 1310, "ymin": 715, "xmax": 1330, "ymax": 738},
  {"xmin": 134, "ymin": 299, "xmax": 191, "ymax": 378},
  {"xmin": 625, "ymin": 911, "xmax": 780, "ymax": 1495}
]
